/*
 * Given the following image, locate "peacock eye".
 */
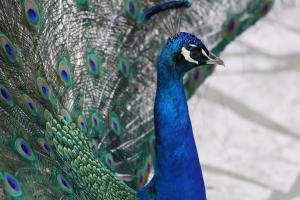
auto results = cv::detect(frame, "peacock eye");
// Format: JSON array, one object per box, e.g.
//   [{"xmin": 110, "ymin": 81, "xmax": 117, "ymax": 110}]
[{"xmin": 190, "ymin": 49, "xmax": 202, "ymax": 59}]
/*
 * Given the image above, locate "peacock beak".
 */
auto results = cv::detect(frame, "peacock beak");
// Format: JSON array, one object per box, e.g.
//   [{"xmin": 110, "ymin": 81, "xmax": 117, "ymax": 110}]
[{"xmin": 206, "ymin": 52, "xmax": 225, "ymax": 66}]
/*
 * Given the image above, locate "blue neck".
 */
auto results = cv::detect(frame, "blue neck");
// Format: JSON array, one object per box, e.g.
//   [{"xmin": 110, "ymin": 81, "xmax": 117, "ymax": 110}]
[{"xmin": 153, "ymin": 58, "xmax": 206, "ymax": 200}]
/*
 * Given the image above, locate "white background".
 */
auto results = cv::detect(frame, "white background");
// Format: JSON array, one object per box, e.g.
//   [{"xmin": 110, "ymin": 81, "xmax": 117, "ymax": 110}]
[{"xmin": 189, "ymin": 1, "xmax": 300, "ymax": 199}]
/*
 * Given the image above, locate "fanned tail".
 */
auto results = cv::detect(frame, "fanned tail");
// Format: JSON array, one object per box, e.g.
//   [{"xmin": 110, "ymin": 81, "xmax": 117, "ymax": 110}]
[{"xmin": 0, "ymin": 0, "xmax": 273, "ymax": 199}]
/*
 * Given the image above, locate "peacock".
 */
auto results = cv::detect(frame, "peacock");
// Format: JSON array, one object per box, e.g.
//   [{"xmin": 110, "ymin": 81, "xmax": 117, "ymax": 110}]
[
  {"xmin": 138, "ymin": 31, "xmax": 224, "ymax": 200},
  {"xmin": 0, "ymin": 0, "xmax": 273, "ymax": 199}
]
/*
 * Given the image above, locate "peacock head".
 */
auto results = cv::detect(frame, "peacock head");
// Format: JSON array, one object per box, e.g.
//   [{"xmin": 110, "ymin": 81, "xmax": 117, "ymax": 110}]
[{"xmin": 161, "ymin": 32, "xmax": 224, "ymax": 74}]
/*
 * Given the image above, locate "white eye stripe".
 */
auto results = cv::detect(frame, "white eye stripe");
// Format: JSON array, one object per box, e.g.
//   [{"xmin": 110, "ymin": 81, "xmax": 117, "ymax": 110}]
[
  {"xmin": 181, "ymin": 47, "xmax": 198, "ymax": 64},
  {"xmin": 190, "ymin": 44, "xmax": 197, "ymax": 47},
  {"xmin": 201, "ymin": 49, "xmax": 209, "ymax": 58}
]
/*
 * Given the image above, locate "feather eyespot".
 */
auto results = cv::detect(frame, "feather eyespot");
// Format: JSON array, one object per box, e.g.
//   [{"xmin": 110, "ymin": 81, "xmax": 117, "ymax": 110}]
[
  {"xmin": 104, "ymin": 153, "xmax": 115, "ymax": 170},
  {"xmin": 125, "ymin": 0, "xmax": 141, "ymax": 23},
  {"xmin": 15, "ymin": 138, "xmax": 35, "ymax": 161},
  {"xmin": 89, "ymin": 59, "xmax": 96, "ymax": 71},
  {"xmin": 223, "ymin": 16, "xmax": 239, "ymax": 39},
  {"xmin": 86, "ymin": 51, "xmax": 102, "ymax": 77},
  {"xmin": 22, "ymin": 94, "xmax": 38, "ymax": 116},
  {"xmin": 36, "ymin": 77, "xmax": 52, "ymax": 100},
  {"xmin": 28, "ymin": 102, "xmax": 33, "ymax": 110},
  {"xmin": 110, "ymin": 112, "xmax": 122, "ymax": 136},
  {"xmin": 6, "ymin": 175, "xmax": 20, "ymax": 192},
  {"xmin": 2, "ymin": 173, "xmax": 23, "ymax": 198},
  {"xmin": 56, "ymin": 58, "xmax": 73, "ymax": 88},
  {"xmin": 41, "ymin": 87, "xmax": 48, "ymax": 95},
  {"xmin": 57, "ymin": 174, "xmax": 73, "ymax": 193},
  {"xmin": 37, "ymin": 138, "xmax": 52, "ymax": 154},
  {"xmin": 228, "ymin": 20, "xmax": 236, "ymax": 32},
  {"xmin": 27, "ymin": 9, "xmax": 38, "ymax": 22},
  {"xmin": 0, "ymin": 85, "xmax": 14, "ymax": 107},
  {"xmin": 121, "ymin": 62, "xmax": 128, "ymax": 74},
  {"xmin": 118, "ymin": 55, "xmax": 132, "ymax": 81},
  {"xmin": 5, "ymin": 44, "xmax": 14, "ymax": 57},
  {"xmin": 23, "ymin": 0, "xmax": 42, "ymax": 30},
  {"xmin": 43, "ymin": 143, "xmax": 51, "ymax": 152},
  {"xmin": 60, "ymin": 70, "xmax": 69, "ymax": 81},
  {"xmin": 92, "ymin": 117, "xmax": 98, "ymax": 127},
  {"xmin": 128, "ymin": 1, "xmax": 136, "ymax": 15},
  {"xmin": 0, "ymin": 33, "xmax": 18, "ymax": 63},
  {"xmin": 77, "ymin": 115, "xmax": 87, "ymax": 132},
  {"xmin": 90, "ymin": 111, "xmax": 103, "ymax": 136}
]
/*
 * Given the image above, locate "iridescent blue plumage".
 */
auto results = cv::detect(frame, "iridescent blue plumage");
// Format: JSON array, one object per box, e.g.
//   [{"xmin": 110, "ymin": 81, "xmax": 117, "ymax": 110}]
[
  {"xmin": 139, "ymin": 32, "xmax": 224, "ymax": 200},
  {"xmin": 142, "ymin": 0, "xmax": 191, "ymax": 23}
]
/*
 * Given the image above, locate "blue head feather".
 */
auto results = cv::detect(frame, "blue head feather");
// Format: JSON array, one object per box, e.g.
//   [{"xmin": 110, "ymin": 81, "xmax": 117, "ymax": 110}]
[{"xmin": 159, "ymin": 32, "xmax": 223, "ymax": 75}]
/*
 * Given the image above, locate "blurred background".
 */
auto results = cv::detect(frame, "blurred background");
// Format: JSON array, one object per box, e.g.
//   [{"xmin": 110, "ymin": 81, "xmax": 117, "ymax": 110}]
[{"xmin": 189, "ymin": 0, "xmax": 300, "ymax": 199}]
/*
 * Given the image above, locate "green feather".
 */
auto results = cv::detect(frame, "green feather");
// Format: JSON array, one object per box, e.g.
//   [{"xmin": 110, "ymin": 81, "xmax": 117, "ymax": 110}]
[
  {"xmin": 22, "ymin": 0, "xmax": 42, "ymax": 30},
  {"xmin": 0, "ymin": 172, "xmax": 24, "ymax": 200},
  {"xmin": 86, "ymin": 50, "xmax": 103, "ymax": 78},
  {"xmin": 124, "ymin": 0, "xmax": 142, "ymax": 25},
  {"xmin": 0, "ymin": 33, "xmax": 19, "ymax": 65},
  {"xmin": 0, "ymin": 84, "xmax": 14, "ymax": 108},
  {"xmin": 90, "ymin": 111, "xmax": 104, "ymax": 138},
  {"xmin": 222, "ymin": 15, "xmax": 239, "ymax": 41},
  {"xmin": 77, "ymin": 114, "xmax": 88, "ymax": 132},
  {"xmin": 103, "ymin": 152, "xmax": 115, "ymax": 170},
  {"xmin": 13, "ymin": 137, "xmax": 35, "ymax": 162},
  {"xmin": 56, "ymin": 174, "xmax": 74, "ymax": 194},
  {"xmin": 20, "ymin": 94, "xmax": 39, "ymax": 117},
  {"xmin": 56, "ymin": 57, "xmax": 74, "ymax": 89},
  {"xmin": 118, "ymin": 54, "xmax": 133, "ymax": 83},
  {"xmin": 110, "ymin": 112, "xmax": 123, "ymax": 136},
  {"xmin": 36, "ymin": 76, "xmax": 52, "ymax": 100}
]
